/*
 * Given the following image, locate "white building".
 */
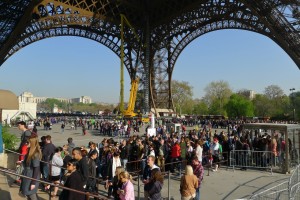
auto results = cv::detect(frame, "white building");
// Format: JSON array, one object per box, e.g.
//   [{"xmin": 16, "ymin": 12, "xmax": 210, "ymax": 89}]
[
  {"xmin": 2, "ymin": 92, "xmax": 36, "ymax": 124},
  {"xmin": 34, "ymin": 94, "xmax": 91, "ymax": 104},
  {"xmin": 1, "ymin": 92, "xmax": 93, "ymax": 124},
  {"xmin": 70, "ymin": 96, "xmax": 92, "ymax": 104}
]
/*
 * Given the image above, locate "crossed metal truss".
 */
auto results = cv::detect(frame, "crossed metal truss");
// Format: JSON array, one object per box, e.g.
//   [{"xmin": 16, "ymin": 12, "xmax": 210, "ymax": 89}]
[{"xmin": 1, "ymin": 0, "xmax": 300, "ymax": 114}]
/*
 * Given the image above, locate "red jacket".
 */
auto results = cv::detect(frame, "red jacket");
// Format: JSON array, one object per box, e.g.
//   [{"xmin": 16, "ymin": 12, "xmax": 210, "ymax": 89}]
[
  {"xmin": 171, "ymin": 143, "xmax": 181, "ymax": 158},
  {"xmin": 19, "ymin": 144, "xmax": 28, "ymax": 161}
]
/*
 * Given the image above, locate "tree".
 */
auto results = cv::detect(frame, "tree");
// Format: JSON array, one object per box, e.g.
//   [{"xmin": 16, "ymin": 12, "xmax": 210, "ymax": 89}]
[
  {"xmin": 192, "ymin": 99, "xmax": 209, "ymax": 115},
  {"xmin": 263, "ymin": 85, "xmax": 288, "ymax": 118},
  {"xmin": 264, "ymin": 85, "xmax": 284, "ymax": 100},
  {"xmin": 181, "ymin": 98, "xmax": 195, "ymax": 114},
  {"xmin": 289, "ymin": 91, "xmax": 300, "ymax": 121},
  {"xmin": 172, "ymin": 80, "xmax": 193, "ymax": 115},
  {"xmin": 44, "ymin": 98, "xmax": 65, "ymax": 110},
  {"xmin": 225, "ymin": 94, "xmax": 254, "ymax": 119},
  {"xmin": 252, "ymin": 94, "xmax": 271, "ymax": 117},
  {"xmin": 204, "ymin": 80, "xmax": 232, "ymax": 115}
]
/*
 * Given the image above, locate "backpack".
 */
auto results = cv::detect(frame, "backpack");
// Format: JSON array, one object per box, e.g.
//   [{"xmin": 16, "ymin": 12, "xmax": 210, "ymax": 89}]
[{"xmin": 219, "ymin": 143, "xmax": 223, "ymax": 154}]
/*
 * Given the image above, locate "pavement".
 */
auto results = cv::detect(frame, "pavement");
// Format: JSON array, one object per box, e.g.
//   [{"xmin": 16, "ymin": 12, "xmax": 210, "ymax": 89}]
[{"xmin": 1, "ymin": 123, "xmax": 292, "ymax": 200}]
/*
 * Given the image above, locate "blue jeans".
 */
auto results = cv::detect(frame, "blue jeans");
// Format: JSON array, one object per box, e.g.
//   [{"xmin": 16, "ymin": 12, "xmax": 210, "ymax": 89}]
[
  {"xmin": 42, "ymin": 163, "xmax": 49, "ymax": 180},
  {"xmin": 122, "ymin": 159, "xmax": 128, "ymax": 170},
  {"xmin": 195, "ymin": 187, "xmax": 200, "ymax": 200}
]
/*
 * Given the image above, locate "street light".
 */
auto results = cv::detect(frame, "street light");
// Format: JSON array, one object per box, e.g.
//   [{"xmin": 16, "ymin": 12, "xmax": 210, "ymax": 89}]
[{"xmin": 290, "ymin": 88, "xmax": 296, "ymax": 122}]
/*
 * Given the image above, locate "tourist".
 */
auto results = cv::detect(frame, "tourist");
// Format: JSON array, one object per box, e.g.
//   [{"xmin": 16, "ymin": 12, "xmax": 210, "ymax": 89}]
[
  {"xmin": 20, "ymin": 133, "xmax": 42, "ymax": 200},
  {"xmin": 59, "ymin": 159, "xmax": 85, "ymax": 200},
  {"xmin": 118, "ymin": 171, "xmax": 134, "ymax": 200},
  {"xmin": 180, "ymin": 165, "xmax": 198, "ymax": 200}
]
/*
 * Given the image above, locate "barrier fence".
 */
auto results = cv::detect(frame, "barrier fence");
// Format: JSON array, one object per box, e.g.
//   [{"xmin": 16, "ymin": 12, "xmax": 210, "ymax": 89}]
[
  {"xmin": 250, "ymin": 164, "xmax": 300, "ymax": 200},
  {"xmin": 229, "ymin": 150, "xmax": 274, "ymax": 173},
  {"xmin": 4, "ymin": 148, "xmax": 298, "ymax": 200},
  {"xmin": 0, "ymin": 166, "xmax": 105, "ymax": 200}
]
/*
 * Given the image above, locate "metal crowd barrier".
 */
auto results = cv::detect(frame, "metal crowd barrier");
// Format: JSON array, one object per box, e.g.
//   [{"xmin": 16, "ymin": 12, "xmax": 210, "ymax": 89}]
[
  {"xmin": 229, "ymin": 150, "xmax": 274, "ymax": 173},
  {"xmin": 250, "ymin": 164, "xmax": 300, "ymax": 200},
  {"xmin": 0, "ymin": 166, "xmax": 105, "ymax": 200}
]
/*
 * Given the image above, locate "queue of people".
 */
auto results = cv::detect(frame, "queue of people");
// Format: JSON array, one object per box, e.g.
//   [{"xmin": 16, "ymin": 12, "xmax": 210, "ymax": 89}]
[{"xmin": 15, "ymin": 117, "xmax": 289, "ymax": 200}]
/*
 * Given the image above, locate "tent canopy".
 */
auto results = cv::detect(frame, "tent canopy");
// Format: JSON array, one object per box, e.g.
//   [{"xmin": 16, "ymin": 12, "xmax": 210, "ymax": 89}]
[{"xmin": 0, "ymin": 89, "xmax": 19, "ymax": 110}]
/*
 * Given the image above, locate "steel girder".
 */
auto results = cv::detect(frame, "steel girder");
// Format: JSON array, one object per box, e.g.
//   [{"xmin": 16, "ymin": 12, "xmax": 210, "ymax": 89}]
[{"xmin": 1, "ymin": 1, "xmax": 300, "ymax": 113}]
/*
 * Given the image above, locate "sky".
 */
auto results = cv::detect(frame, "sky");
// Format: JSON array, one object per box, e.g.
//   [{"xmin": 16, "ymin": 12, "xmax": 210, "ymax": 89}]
[{"xmin": 0, "ymin": 29, "xmax": 299, "ymax": 104}]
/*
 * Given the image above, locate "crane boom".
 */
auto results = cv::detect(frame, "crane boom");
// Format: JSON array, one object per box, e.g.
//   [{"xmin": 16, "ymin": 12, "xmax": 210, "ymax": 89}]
[{"xmin": 119, "ymin": 14, "xmax": 142, "ymax": 114}]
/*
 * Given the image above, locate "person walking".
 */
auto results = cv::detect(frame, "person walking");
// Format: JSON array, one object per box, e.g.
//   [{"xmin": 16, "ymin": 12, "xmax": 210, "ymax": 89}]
[
  {"xmin": 61, "ymin": 123, "xmax": 65, "ymax": 134},
  {"xmin": 20, "ymin": 133, "xmax": 42, "ymax": 200}
]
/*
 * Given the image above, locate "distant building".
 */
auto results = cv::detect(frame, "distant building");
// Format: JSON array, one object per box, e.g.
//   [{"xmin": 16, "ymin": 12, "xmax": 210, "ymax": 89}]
[
  {"xmin": 31, "ymin": 92, "xmax": 92, "ymax": 104},
  {"xmin": 1, "ymin": 92, "xmax": 93, "ymax": 124},
  {"xmin": 237, "ymin": 90, "xmax": 256, "ymax": 100},
  {"xmin": 70, "ymin": 96, "xmax": 92, "ymax": 104}
]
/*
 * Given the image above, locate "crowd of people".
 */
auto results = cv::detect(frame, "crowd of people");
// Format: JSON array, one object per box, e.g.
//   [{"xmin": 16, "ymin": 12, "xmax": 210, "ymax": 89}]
[{"xmin": 14, "ymin": 117, "xmax": 296, "ymax": 200}]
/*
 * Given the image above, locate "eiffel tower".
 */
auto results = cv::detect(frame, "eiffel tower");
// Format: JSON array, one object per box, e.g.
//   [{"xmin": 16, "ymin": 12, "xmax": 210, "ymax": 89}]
[{"xmin": 1, "ymin": 0, "xmax": 300, "ymax": 114}]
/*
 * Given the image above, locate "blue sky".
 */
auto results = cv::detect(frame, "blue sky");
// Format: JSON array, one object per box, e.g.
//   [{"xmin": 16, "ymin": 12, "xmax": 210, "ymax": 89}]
[{"xmin": 0, "ymin": 29, "xmax": 299, "ymax": 103}]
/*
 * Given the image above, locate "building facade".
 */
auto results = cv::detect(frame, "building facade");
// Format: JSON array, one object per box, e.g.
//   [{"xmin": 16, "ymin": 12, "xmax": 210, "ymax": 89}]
[
  {"xmin": 33, "ymin": 93, "xmax": 92, "ymax": 104},
  {"xmin": 1, "ymin": 92, "xmax": 92, "ymax": 124},
  {"xmin": 2, "ymin": 92, "xmax": 36, "ymax": 124}
]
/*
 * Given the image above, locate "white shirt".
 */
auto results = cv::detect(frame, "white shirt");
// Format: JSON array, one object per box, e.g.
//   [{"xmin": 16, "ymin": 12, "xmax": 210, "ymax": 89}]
[{"xmin": 195, "ymin": 145, "xmax": 203, "ymax": 162}]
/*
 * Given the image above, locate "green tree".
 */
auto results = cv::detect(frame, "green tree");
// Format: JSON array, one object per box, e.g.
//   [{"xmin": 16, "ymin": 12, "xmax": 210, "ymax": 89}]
[
  {"xmin": 181, "ymin": 99, "xmax": 195, "ymax": 114},
  {"xmin": 172, "ymin": 80, "xmax": 193, "ymax": 115},
  {"xmin": 263, "ymin": 85, "xmax": 287, "ymax": 118},
  {"xmin": 252, "ymin": 94, "xmax": 271, "ymax": 117},
  {"xmin": 289, "ymin": 91, "xmax": 300, "ymax": 121},
  {"xmin": 44, "ymin": 98, "xmax": 64, "ymax": 110},
  {"xmin": 192, "ymin": 99, "xmax": 209, "ymax": 115},
  {"xmin": 204, "ymin": 80, "xmax": 232, "ymax": 115},
  {"xmin": 225, "ymin": 94, "xmax": 254, "ymax": 119}
]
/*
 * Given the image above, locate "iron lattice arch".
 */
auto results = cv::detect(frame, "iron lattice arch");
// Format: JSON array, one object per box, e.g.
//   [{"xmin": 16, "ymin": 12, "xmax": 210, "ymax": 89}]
[{"xmin": 1, "ymin": 0, "xmax": 300, "ymax": 114}]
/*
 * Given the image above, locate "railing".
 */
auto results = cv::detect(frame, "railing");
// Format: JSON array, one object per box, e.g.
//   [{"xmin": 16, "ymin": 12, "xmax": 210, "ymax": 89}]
[
  {"xmin": 250, "ymin": 164, "xmax": 300, "ymax": 200},
  {"xmin": 3, "ymin": 148, "xmax": 105, "ymax": 197},
  {"xmin": 7, "ymin": 147, "xmax": 287, "ymax": 199},
  {"xmin": 288, "ymin": 164, "xmax": 300, "ymax": 199},
  {"xmin": 0, "ymin": 166, "xmax": 106, "ymax": 200},
  {"xmin": 229, "ymin": 150, "xmax": 274, "ymax": 174}
]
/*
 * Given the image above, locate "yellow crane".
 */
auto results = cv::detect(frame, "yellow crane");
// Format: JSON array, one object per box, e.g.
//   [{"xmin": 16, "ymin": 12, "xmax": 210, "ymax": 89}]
[
  {"xmin": 119, "ymin": 15, "xmax": 149, "ymax": 122},
  {"xmin": 119, "ymin": 14, "xmax": 140, "ymax": 117},
  {"xmin": 122, "ymin": 78, "xmax": 139, "ymax": 117}
]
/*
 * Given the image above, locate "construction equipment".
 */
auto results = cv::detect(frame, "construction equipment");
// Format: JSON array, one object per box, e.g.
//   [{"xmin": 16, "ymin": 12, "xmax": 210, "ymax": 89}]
[
  {"xmin": 122, "ymin": 78, "xmax": 139, "ymax": 117},
  {"xmin": 119, "ymin": 14, "xmax": 142, "ymax": 114},
  {"xmin": 122, "ymin": 78, "xmax": 150, "ymax": 123},
  {"xmin": 119, "ymin": 15, "xmax": 150, "ymax": 123}
]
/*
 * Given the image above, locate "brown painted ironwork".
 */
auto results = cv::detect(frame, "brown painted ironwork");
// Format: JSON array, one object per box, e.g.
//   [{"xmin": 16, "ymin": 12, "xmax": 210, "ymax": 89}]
[{"xmin": 1, "ymin": 0, "xmax": 300, "ymax": 113}]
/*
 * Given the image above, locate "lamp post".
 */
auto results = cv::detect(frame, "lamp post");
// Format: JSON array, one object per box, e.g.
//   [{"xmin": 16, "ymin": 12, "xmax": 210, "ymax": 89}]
[{"xmin": 290, "ymin": 88, "xmax": 296, "ymax": 122}]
